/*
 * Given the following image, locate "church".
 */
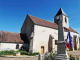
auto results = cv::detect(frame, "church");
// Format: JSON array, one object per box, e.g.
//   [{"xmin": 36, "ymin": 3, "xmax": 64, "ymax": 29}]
[{"xmin": 0, "ymin": 8, "xmax": 79, "ymax": 54}]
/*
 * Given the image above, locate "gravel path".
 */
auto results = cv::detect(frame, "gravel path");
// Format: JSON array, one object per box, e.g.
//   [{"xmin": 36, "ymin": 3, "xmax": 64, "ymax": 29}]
[{"xmin": 68, "ymin": 51, "xmax": 80, "ymax": 59}]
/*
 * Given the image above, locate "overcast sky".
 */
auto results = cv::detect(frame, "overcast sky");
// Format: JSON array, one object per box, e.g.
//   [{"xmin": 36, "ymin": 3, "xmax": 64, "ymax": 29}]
[{"xmin": 0, "ymin": 0, "xmax": 80, "ymax": 36}]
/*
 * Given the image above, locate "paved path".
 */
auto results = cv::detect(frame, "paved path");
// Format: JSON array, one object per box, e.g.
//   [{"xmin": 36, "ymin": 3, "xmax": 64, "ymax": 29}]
[
  {"xmin": 0, "ymin": 57, "xmax": 38, "ymax": 60},
  {"xmin": 68, "ymin": 51, "xmax": 80, "ymax": 59}
]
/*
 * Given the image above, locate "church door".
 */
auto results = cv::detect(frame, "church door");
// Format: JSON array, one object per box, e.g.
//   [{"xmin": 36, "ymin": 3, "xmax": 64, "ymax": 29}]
[
  {"xmin": 74, "ymin": 36, "xmax": 77, "ymax": 50},
  {"xmin": 41, "ymin": 46, "xmax": 44, "ymax": 54}
]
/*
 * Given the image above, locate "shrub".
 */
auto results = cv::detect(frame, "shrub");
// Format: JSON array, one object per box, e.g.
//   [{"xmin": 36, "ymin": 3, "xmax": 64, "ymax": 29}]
[
  {"xmin": 53, "ymin": 53, "xmax": 56, "ymax": 58},
  {"xmin": 27, "ymin": 52, "xmax": 39, "ymax": 56},
  {"xmin": 70, "ymin": 54, "xmax": 73, "ymax": 58},
  {"xmin": 70, "ymin": 57, "xmax": 76, "ymax": 60},
  {"xmin": 0, "ymin": 50, "xmax": 39, "ymax": 56},
  {"xmin": 70, "ymin": 54, "xmax": 76, "ymax": 60},
  {"xmin": 0, "ymin": 50, "xmax": 15, "ymax": 55},
  {"xmin": 20, "ymin": 51, "xmax": 28, "ymax": 55},
  {"xmin": 16, "ymin": 50, "xmax": 28, "ymax": 55}
]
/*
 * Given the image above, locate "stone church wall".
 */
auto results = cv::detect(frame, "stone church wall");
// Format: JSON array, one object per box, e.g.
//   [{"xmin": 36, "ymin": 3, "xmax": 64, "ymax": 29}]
[
  {"xmin": 33, "ymin": 25, "xmax": 58, "ymax": 53},
  {"xmin": 32, "ymin": 25, "xmax": 79, "ymax": 53},
  {"xmin": 21, "ymin": 15, "xmax": 34, "ymax": 42}
]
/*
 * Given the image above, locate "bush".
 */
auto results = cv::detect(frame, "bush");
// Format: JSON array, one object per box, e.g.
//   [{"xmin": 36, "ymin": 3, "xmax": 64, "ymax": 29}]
[
  {"xmin": 70, "ymin": 57, "xmax": 76, "ymax": 60},
  {"xmin": 70, "ymin": 54, "xmax": 73, "ymax": 58},
  {"xmin": 27, "ymin": 52, "xmax": 39, "ymax": 56},
  {"xmin": 53, "ymin": 53, "xmax": 56, "ymax": 58},
  {"xmin": 0, "ymin": 50, "xmax": 39, "ymax": 56},
  {"xmin": 16, "ymin": 50, "xmax": 28, "ymax": 55},
  {"xmin": 70, "ymin": 54, "xmax": 76, "ymax": 60},
  {"xmin": 0, "ymin": 50, "xmax": 15, "ymax": 55}
]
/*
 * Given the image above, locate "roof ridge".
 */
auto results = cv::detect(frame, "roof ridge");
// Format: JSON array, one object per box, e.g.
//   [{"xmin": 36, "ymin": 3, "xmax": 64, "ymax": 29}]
[
  {"xmin": 27, "ymin": 14, "xmax": 77, "ymax": 33},
  {"xmin": 28, "ymin": 14, "xmax": 56, "ymax": 25},
  {"xmin": 1, "ymin": 30, "xmax": 20, "ymax": 34}
]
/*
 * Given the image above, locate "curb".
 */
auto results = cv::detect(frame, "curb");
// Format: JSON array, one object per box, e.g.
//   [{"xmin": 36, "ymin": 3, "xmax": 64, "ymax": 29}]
[{"xmin": 0, "ymin": 55, "xmax": 38, "ymax": 58}]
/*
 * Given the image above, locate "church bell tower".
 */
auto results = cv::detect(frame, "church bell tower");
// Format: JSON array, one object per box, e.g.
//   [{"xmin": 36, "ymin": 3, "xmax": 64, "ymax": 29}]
[{"xmin": 54, "ymin": 8, "xmax": 69, "ymax": 28}]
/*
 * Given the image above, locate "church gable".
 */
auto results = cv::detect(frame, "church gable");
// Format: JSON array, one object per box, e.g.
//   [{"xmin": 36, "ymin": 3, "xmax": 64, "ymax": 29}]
[{"xmin": 21, "ymin": 14, "xmax": 34, "ymax": 33}]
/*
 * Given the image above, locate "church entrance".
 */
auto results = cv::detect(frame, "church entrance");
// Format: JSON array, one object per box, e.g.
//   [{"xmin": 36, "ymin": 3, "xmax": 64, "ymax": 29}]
[
  {"xmin": 41, "ymin": 46, "xmax": 44, "ymax": 54},
  {"xmin": 48, "ymin": 35, "xmax": 53, "ymax": 52},
  {"xmin": 74, "ymin": 35, "xmax": 77, "ymax": 50}
]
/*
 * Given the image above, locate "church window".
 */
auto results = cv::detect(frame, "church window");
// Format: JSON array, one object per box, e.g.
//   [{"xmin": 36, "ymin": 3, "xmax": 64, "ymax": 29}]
[
  {"xmin": 65, "ymin": 17, "xmax": 67, "ymax": 23},
  {"xmin": 16, "ymin": 44, "xmax": 19, "ymax": 49},
  {"xmin": 55, "ymin": 40, "xmax": 58, "ymax": 45}
]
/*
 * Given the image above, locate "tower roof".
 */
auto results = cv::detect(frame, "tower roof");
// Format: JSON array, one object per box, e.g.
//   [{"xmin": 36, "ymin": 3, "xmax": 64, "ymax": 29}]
[{"xmin": 55, "ymin": 8, "xmax": 67, "ymax": 17}]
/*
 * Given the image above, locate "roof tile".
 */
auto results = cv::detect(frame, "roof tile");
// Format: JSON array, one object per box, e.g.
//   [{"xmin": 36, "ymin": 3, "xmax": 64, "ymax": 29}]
[{"xmin": 1, "ymin": 31, "xmax": 29, "ymax": 43}]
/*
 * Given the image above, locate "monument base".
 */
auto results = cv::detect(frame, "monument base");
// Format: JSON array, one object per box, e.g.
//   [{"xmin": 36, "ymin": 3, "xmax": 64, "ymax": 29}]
[
  {"xmin": 55, "ymin": 54, "xmax": 69, "ymax": 60},
  {"xmin": 55, "ymin": 41, "xmax": 69, "ymax": 60}
]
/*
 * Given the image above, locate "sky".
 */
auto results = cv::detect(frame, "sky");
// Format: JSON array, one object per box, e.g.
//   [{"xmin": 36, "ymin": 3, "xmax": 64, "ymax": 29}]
[{"xmin": 0, "ymin": 0, "xmax": 80, "ymax": 36}]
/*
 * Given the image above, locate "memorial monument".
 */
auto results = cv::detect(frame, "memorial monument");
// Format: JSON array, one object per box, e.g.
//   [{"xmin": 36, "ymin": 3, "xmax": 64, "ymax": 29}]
[{"xmin": 55, "ymin": 15, "xmax": 69, "ymax": 60}]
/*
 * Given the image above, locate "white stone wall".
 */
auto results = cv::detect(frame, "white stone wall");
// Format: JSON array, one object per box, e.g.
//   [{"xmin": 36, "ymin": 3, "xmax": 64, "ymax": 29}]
[
  {"xmin": 0, "ymin": 43, "xmax": 29, "ymax": 51},
  {"xmin": 62, "ymin": 15, "xmax": 69, "ymax": 28},
  {"xmin": 33, "ymin": 25, "xmax": 58, "ymax": 53},
  {"xmin": 33, "ymin": 25, "xmax": 79, "ymax": 53},
  {"xmin": 21, "ymin": 15, "xmax": 34, "ymax": 42}
]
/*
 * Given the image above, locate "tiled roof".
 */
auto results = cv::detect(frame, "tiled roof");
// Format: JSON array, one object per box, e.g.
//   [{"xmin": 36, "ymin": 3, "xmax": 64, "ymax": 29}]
[
  {"xmin": 28, "ymin": 14, "xmax": 78, "ymax": 33},
  {"xmin": 1, "ymin": 31, "xmax": 29, "ymax": 43}
]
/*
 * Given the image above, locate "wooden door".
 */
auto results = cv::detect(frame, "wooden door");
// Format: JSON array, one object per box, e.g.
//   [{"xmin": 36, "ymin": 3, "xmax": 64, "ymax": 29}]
[{"xmin": 41, "ymin": 46, "xmax": 44, "ymax": 54}]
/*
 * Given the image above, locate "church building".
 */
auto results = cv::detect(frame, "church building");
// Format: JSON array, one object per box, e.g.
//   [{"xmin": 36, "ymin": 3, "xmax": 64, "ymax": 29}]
[{"xmin": 0, "ymin": 8, "xmax": 79, "ymax": 54}]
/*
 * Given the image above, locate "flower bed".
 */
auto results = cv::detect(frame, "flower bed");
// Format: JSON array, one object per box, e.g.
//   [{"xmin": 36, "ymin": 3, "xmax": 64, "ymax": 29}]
[{"xmin": 70, "ymin": 54, "xmax": 79, "ymax": 60}]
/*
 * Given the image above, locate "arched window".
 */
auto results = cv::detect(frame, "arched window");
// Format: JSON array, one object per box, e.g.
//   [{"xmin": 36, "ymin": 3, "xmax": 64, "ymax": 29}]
[{"xmin": 65, "ymin": 17, "xmax": 67, "ymax": 23}]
